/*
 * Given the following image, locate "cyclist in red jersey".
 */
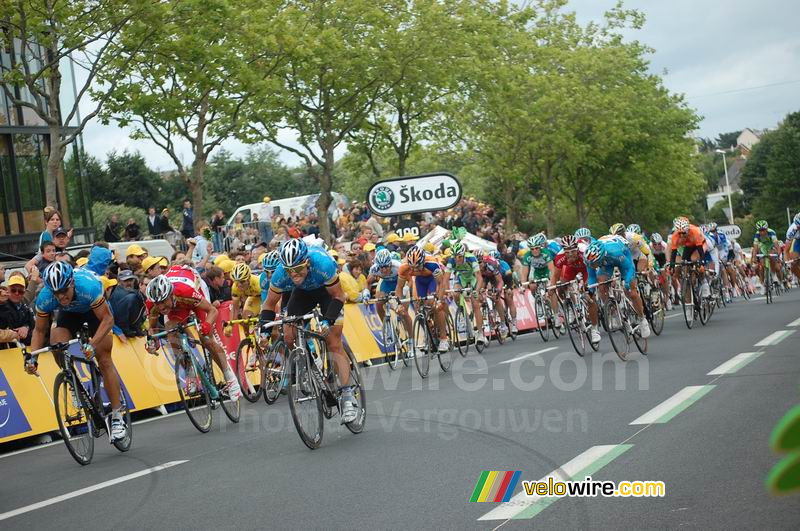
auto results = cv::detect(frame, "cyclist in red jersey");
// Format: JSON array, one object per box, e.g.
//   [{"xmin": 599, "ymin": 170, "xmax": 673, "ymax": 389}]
[
  {"xmin": 554, "ymin": 235, "xmax": 600, "ymax": 343},
  {"xmin": 145, "ymin": 266, "xmax": 242, "ymax": 400}
]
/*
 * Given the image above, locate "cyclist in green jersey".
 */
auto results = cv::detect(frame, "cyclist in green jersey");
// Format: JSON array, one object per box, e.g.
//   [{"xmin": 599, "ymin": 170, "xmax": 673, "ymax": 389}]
[
  {"xmin": 442, "ymin": 242, "xmax": 487, "ymax": 345},
  {"xmin": 520, "ymin": 233, "xmax": 558, "ymax": 314}
]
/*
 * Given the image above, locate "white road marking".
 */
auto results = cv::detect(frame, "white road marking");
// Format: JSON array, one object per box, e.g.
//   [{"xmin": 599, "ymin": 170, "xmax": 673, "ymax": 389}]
[
  {"xmin": 498, "ymin": 347, "xmax": 558, "ymax": 365},
  {"xmin": 0, "ymin": 460, "xmax": 188, "ymax": 521},
  {"xmin": 788, "ymin": 317, "xmax": 800, "ymax": 327},
  {"xmin": 754, "ymin": 330, "xmax": 795, "ymax": 347},
  {"xmin": 478, "ymin": 445, "xmax": 630, "ymax": 521},
  {"xmin": 630, "ymin": 386, "xmax": 715, "ymax": 425},
  {"xmin": 707, "ymin": 352, "xmax": 763, "ymax": 375}
]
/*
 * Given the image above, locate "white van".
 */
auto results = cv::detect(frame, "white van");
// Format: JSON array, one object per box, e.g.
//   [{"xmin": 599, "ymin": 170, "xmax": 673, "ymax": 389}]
[
  {"xmin": 226, "ymin": 192, "xmax": 349, "ymax": 226},
  {"xmin": 67, "ymin": 239, "xmax": 176, "ymax": 263}
]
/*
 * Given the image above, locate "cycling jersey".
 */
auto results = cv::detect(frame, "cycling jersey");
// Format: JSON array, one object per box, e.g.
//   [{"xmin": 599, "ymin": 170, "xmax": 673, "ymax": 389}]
[
  {"xmin": 554, "ymin": 250, "xmax": 588, "ymax": 283},
  {"xmin": 399, "ymin": 255, "xmax": 443, "ymax": 298},
  {"xmin": 587, "ymin": 236, "xmax": 636, "ymax": 289},
  {"xmin": 259, "ymin": 271, "xmax": 272, "ymax": 303},
  {"xmin": 522, "ymin": 247, "xmax": 556, "ymax": 282},
  {"xmin": 499, "ymin": 259, "xmax": 512, "ymax": 277},
  {"xmin": 369, "ymin": 259, "xmax": 401, "ymax": 294},
  {"xmin": 787, "ymin": 223, "xmax": 800, "ymax": 253},
  {"xmin": 753, "ymin": 228, "xmax": 779, "ymax": 254},
  {"xmin": 35, "ymin": 269, "xmax": 105, "ymax": 317},
  {"xmin": 670, "ymin": 225, "xmax": 706, "ymax": 251},
  {"xmin": 270, "ymin": 247, "xmax": 339, "ymax": 293},
  {"xmin": 145, "ymin": 265, "xmax": 208, "ymax": 324},
  {"xmin": 620, "ymin": 231, "xmax": 650, "ymax": 260},
  {"xmin": 232, "ymin": 275, "xmax": 261, "ymax": 299},
  {"xmin": 446, "ymin": 255, "xmax": 479, "ymax": 287}
]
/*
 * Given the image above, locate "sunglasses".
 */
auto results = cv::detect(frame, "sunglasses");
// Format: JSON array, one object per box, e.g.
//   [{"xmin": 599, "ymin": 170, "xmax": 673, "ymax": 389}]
[
  {"xmin": 9, "ymin": 287, "xmax": 25, "ymax": 294},
  {"xmin": 285, "ymin": 261, "xmax": 309, "ymax": 274}
]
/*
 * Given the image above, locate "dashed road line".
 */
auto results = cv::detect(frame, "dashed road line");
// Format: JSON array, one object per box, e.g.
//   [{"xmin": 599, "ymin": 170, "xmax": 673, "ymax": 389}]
[
  {"xmin": 707, "ymin": 352, "xmax": 764, "ymax": 375},
  {"xmin": 755, "ymin": 330, "xmax": 795, "ymax": 347},
  {"xmin": 498, "ymin": 347, "xmax": 558, "ymax": 365},
  {"xmin": 630, "ymin": 385, "xmax": 716, "ymax": 425}
]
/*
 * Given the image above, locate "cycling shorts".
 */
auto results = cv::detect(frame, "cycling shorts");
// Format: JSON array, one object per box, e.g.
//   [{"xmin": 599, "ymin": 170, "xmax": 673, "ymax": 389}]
[
  {"xmin": 414, "ymin": 275, "xmax": 438, "ymax": 299},
  {"xmin": 55, "ymin": 309, "xmax": 102, "ymax": 337},
  {"xmin": 654, "ymin": 253, "xmax": 666, "ymax": 268},
  {"xmin": 454, "ymin": 275, "xmax": 478, "ymax": 291},
  {"xmin": 284, "ymin": 286, "xmax": 344, "ymax": 325},
  {"xmin": 378, "ymin": 278, "xmax": 398, "ymax": 294},
  {"xmin": 529, "ymin": 267, "xmax": 550, "ymax": 282},
  {"xmin": 681, "ymin": 245, "xmax": 705, "ymax": 263},
  {"xmin": 502, "ymin": 273, "xmax": 514, "ymax": 291}
]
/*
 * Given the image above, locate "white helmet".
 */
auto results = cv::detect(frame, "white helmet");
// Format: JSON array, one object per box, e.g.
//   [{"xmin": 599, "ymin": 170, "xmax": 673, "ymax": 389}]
[{"xmin": 146, "ymin": 274, "xmax": 174, "ymax": 303}]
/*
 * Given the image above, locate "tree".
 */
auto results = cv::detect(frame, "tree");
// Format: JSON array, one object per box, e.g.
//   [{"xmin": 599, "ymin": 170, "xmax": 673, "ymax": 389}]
[
  {"xmin": 0, "ymin": 0, "xmax": 158, "ymax": 207},
  {"xmin": 715, "ymin": 130, "xmax": 741, "ymax": 150},
  {"xmin": 101, "ymin": 0, "xmax": 284, "ymax": 228},
  {"xmin": 242, "ymin": 0, "xmax": 417, "ymax": 242},
  {"xmin": 88, "ymin": 150, "xmax": 160, "ymax": 209}
]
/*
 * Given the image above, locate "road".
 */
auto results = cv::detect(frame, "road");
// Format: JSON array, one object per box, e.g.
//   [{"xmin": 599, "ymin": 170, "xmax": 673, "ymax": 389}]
[{"xmin": 2, "ymin": 290, "xmax": 799, "ymax": 530}]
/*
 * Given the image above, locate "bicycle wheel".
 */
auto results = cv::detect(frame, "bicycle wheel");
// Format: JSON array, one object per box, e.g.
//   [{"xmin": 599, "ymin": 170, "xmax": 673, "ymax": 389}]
[
  {"xmin": 681, "ymin": 272, "xmax": 695, "ymax": 329},
  {"xmin": 343, "ymin": 347, "xmax": 367, "ymax": 434},
  {"xmin": 629, "ymin": 306, "xmax": 648, "ymax": 355},
  {"xmin": 493, "ymin": 308, "xmax": 506, "ymax": 345},
  {"xmin": 534, "ymin": 295, "xmax": 550, "ymax": 341},
  {"xmin": 206, "ymin": 348, "xmax": 240, "ymax": 424},
  {"xmin": 506, "ymin": 308, "xmax": 517, "ymax": 341},
  {"xmin": 112, "ymin": 392, "xmax": 133, "ymax": 453},
  {"xmin": 698, "ymin": 281, "xmax": 711, "ymax": 326},
  {"xmin": 382, "ymin": 315, "xmax": 400, "ymax": 370},
  {"xmin": 564, "ymin": 300, "xmax": 586, "ymax": 357},
  {"xmin": 287, "ymin": 348, "xmax": 324, "ymax": 449},
  {"xmin": 455, "ymin": 306, "xmax": 470, "ymax": 357},
  {"xmin": 235, "ymin": 337, "xmax": 263, "ymax": 403},
  {"xmin": 412, "ymin": 314, "xmax": 431, "ymax": 378},
  {"xmin": 175, "ymin": 354, "xmax": 213, "ymax": 433},
  {"xmin": 551, "ymin": 302, "xmax": 565, "ymax": 339},
  {"xmin": 650, "ymin": 290, "xmax": 665, "ymax": 336},
  {"xmin": 471, "ymin": 309, "xmax": 485, "ymax": 354},
  {"xmin": 263, "ymin": 339, "xmax": 288, "ymax": 405},
  {"xmin": 437, "ymin": 313, "xmax": 455, "ymax": 372},
  {"xmin": 396, "ymin": 317, "xmax": 411, "ymax": 367},
  {"xmin": 604, "ymin": 298, "xmax": 629, "ymax": 361},
  {"xmin": 738, "ymin": 272, "xmax": 751, "ymax": 300},
  {"xmin": 764, "ymin": 263, "xmax": 772, "ymax": 304},
  {"xmin": 53, "ymin": 372, "xmax": 95, "ymax": 465}
]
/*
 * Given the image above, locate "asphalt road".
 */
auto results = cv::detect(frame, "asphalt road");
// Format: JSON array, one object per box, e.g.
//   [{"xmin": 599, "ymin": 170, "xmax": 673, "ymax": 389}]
[{"xmin": 2, "ymin": 290, "xmax": 799, "ymax": 530}]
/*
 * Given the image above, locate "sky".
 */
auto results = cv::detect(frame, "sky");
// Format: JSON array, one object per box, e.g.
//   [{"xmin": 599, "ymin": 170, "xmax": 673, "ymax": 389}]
[{"xmin": 78, "ymin": 0, "xmax": 800, "ymax": 171}]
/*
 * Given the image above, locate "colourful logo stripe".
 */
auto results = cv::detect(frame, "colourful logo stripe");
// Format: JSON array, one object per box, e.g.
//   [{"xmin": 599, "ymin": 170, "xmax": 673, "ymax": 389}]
[
  {"xmin": 493, "ymin": 471, "xmax": 515, "ymax": 502},
  {"xmin": 477, "ymin": 471, "xmax": 499, "ymax": 502},
  {"xmin": 486, "ymin": 471, "xmax": 505, "ymax": 501},
  {"xmin": 470, "ymin": 471, "xmax": 490, "ymax": 502},
  {"xmin": 501, "ymin": 471, "xmax": 521, "ymax": 502}
]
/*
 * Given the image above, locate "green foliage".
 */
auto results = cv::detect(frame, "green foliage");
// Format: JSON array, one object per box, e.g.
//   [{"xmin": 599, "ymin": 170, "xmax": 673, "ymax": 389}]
[
  {"xmin": 91, "ymin": 202, "xmax": 148, "ymax": 240},
  {"xmin": 91, "ymin": 151, "xmax": 162, "ymax": 210},
  {"xmin": 707, "ymin": 194, "xmax": 746, "ymax": 225},
  {"xmin": 715, "ymin": 131, "xmax": 742, "ymax": 150}
]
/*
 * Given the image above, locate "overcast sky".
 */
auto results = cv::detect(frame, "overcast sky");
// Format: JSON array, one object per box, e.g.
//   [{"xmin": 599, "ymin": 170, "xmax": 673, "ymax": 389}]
[{"xmin": 79, "ymin": 0, "xmax": 800, "ymax": 171}]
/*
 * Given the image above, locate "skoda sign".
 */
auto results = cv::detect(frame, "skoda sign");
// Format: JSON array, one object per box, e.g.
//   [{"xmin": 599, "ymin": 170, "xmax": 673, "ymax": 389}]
[
  {"xmin": 717, "ymin": 224, "xmax": 742, "ymax": 239},
  {"xmin": 366, "ymin": 172, "xmax": 462, "ymax": 216}
]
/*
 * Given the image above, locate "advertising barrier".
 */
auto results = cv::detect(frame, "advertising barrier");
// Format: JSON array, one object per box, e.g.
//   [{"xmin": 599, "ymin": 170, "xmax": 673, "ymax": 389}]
[{"xmin": 0, "ymin": 290, "xmax": 543, "ymax": 445}]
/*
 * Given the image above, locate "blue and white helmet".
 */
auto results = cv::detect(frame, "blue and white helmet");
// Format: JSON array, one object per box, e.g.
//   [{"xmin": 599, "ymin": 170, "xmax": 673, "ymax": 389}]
[
  {"xmin": 794, "ymin": 212, "xmax": 800, "ymax": 225},
  {"xmin": 489, "ymin": 250, "xmax": 501, "ymax": 259},
  {"xmin": 279, "ymin": 239, "xmax": 308, "ymax": 267},
  {"xmin": 574, "ymin": 227, "xmax": 592, "ymax": 240},
  {"xmin": 374, "ymin": 248, "xmax": 393, "ymax": 267},
  {"xmin": 262, "ymin": 250, "xmax": 281, "ymax": 272},
  {"xmin": 43, "ymin": 261, "xmax": 73, "ymax": 291}
]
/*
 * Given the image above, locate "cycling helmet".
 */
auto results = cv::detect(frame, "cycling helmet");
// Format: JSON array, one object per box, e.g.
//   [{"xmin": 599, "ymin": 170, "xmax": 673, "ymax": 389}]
[
  {"xmin": 528, "ymin": 233, "xmax": 547, "ymax": 249},
  {"xmin": 675, "ymin": 217, "xmax": 690, "ymax": 233},
  {"xmin": 651, "ymin": 233, "xmax": 663, "ymax": 244},
  {"xmin": 262, "ymin": 250, "xmax": 281, "ymax": 271},
  {"xmin": 489, "ymin": 250, "xmax": 501, "ymax": 259},
  {"xmin": 706, "ymin": 221, "xmax": 718, "ymax": 232},
  {"xmin": 231, "ymin": 263, "xmax": 251, "ymax": 282},
  {"xmin": 561, "ymin": 234, "xmax": 578, "ymax": 250},
  {"xmin": 279, "ymin": 238, "xmax": 308, "ymax": 267},
  {"xmin": 610, "ymin": 223, "xmax": 626, "ymax": 236},
  {"xmin": 451, "ymin": 242, "xmax": 466, "ymax": 256},
  {"xmin": 755, "ymin": 219, "xmax": 769, "ymax": 230},
  {"xmin": 794, "ymin": 212, "xmax": 800, "ymax": 225},
  {"xmin": 146, "ymin": 274, "xmax": 174, "ymax": 303},
  {"xmin": 585, "ymin": 241, "xmax": 606, "ymax": 265},
  {"xmin": 390, "ymin": 251, "xmax": 402, "ymax": 261},
  {"xmin": 374, "ymin": 248, "xmax": 393, "ymax": 267},
  {"xmin": 627, "ymin": 223, "xmax": 642, "ymax": 235},
  {"xmin": 574, "ymin": 227, "xmax": 592, "ymax": 240},
  {"xmin": 473, "ymin": 249, "xmax": 484, "ymax": 260},
  {"xmin": 406, "ymin": 246, "xmax": 425, "ymax": 268},
  {"xmin": 43, "ymin": 261, "xmax": 74, "ymax": 292}
]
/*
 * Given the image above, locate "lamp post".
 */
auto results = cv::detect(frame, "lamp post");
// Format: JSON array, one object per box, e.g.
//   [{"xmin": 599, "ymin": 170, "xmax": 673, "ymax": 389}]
[{"xmin": 715, "ymin": 149, "xmax": 733, "ymax": 224}]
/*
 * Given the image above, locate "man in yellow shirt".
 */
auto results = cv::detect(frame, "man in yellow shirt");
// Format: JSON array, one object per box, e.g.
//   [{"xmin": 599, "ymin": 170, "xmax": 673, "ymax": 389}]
[
  {"xmin": 230, "ymin": 263, "xmax": 261, "ymax": 321},
  {"xmin": 340, "ymin": 259, "xmax": 369, "ymax": 303}
]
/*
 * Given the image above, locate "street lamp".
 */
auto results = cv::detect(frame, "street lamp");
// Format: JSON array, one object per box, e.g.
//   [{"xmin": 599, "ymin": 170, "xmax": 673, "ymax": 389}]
[{"xmin": 715, "ymin": 149, "xmax": 734, "ymax": 224}]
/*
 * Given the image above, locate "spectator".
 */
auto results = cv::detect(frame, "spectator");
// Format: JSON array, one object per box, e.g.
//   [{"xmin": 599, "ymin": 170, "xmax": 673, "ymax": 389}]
[
  {"xmin": 362, "ymin": 212, "xmax": 384, "ymax": 237},
  {"xmin": 141, "ymin": 256, "xmax": 168, "ymax": 279},
  {"xmin": 104, "ymin": 213, "xmax": 122, "ymax": 242},
  {"xmin": 125, "ymin": 244, "xmax": 148, "ymax": 273},
  {"xmin": 124, "ymin": 218, "xmax": 141, "ymax": 240},
  {"xmin": 87, "ymin": 245, "xmax": 114, "ymax": 277},
  {"xmin": 147, "ymin": 206, "xmax": 161, "ymax": 237},
  {"xmin": 340, "ymin": 258, "xmax": 368, "ymax": 303},
  {"xmin": 181, "ymin": 199, "xmax": 194, "ymax": 238},
  {"xmin": 159, "ymin": 208, "xmax": 174, "ymax": 234},
  {"xmin": 52, "ymin": 226, "xmax": 70, "ymax": 251},
  {"xmin": 187, "ymin": 229, "xmax": 212, "ymax": 271},
  {"xmin": 38, "ymin": 207, "xmax": 72, "ymax": 248},
  {"xmin": 25, "ymin": 241, "xmax": 56, "ymax": 274},
  {"xmin": 258, "ymin": 197, "xmax": 273, "ymax": 243},
  {"xmin": 106, "ymin": 271, "xmax": 146, "ymax": 337},
  {"xmin": 0, "ymin": 274, "xmax": 35, "ymax": 347},
  {"xmin": 204, "ymin": 265, "xmax": 231, "ymax": 306},
  {"xmin": 304, "ymin": 214, "xmax": 320, "ymax": 238},
  {"xmin": 211, "ymin": 209, "xmax": 226, "ymax": 252},
  {"xmin": 117, "ymin": 269, "xmax": 138, "ymax": 291}
]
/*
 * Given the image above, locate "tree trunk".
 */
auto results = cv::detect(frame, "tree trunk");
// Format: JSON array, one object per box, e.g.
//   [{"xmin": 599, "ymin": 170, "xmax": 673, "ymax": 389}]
[
  {"xmin": 46, "ymin": 127, "xmax": 62, "ymax": 208},
  {"xmin": 544, "ymin": 162, "xmax": 555, "ymax": 235},
  {"xmin": 190, "ymin": 155, "xmax": 205, "ymax": 231},
  {"xmin": 317, "ymin": 142, "xmax": 335, "ymax": 243},
  {"xmin": 575, "ymin": 185, "xmax": 587, "ymax": 227},
  {"xmin": 503, "ymin": 183, "xmax": 516, "ymax": 232}
]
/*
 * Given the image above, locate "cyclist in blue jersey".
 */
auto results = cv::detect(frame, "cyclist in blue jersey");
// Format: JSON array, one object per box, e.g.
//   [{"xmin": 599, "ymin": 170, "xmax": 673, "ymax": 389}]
[
  {"xmin": 259, "ymin": 239, "xmax": 358, "ymax": 423},
  {"xmin": 585, "ymin": 236, "xmax": 651, "ymax": 338},
  {"xmin": 365, "ymin": 249, "xmax": 411, "ymax": 337},
  {"xmin": 28, "ymin": 262, "xmax": 127, "ymax": 441},
  {"xmin": 785, "ymin": 212, "xmax": 800, "ymax": 282},
  {"xmin": 704, "ymin": 222, "xmax": 732, "ymax": 300}
]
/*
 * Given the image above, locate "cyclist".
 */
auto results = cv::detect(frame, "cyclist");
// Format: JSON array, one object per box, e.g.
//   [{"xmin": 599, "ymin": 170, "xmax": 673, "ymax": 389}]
[
  {"xmin": 587, "ymin": 235, "xmax": 651, "ymax": 338},
  {"xmin": 554, "ymin": 235, "xmax": 600, "ymax": 343},
  {"xmin": 704, "ymin": 222, "xmax": 732, "ymax": 302},
  {"xmin": 669, "ymin": 217, "xmax": 710, "ymax": 298},
  {"xmin": 28, "ymin": 262, "xmax": 127, "ymax": 442},
  {"xmin": 145, "ymin": 266, "xmax": 243, "ymax": 401},
  {"xmin": 785, "ymin": 212, "xmax": 800, "ymax": 283},
  {"xmin": 366, "ymin": 248, "xmax": 412, "ymax": 342},
  {"xmin": 649, "ymin": 233, "xmax": 672, "ymax": 309},
  {"xmin": 490, "ymin": 249, "xmax": 518, "ymax": 333},
  {"xmin": 574, "ymin": 227, "xmax": 594, "ymax": 254},
  {"xmin": 259, "ymin": 239, "xmax": 358, "ymax": 423},
  {"xmin": 479, "ymin": 252, "xmax": 508, "ymax": 335},
  {"xmin": 442, "ymin": 242, "xmax": 487, "ymax": 345},
  {"xmin": 610, "ymin": 223, "xmax": 651, "ymax": 273},
  {"xmin": 750, "ymin": 220, "xmax": 783, "ymax": 291},
  {"xmin": 260, "ymin": 250, "xmax": 281, "ymax": 305},
  {"xmin": 395, "ymin": 246, "xmax": 449, "ymax": 352},
  {"xmin": 521, "ymin": 233, "xmax": 560, "ymax": 318},
  {"xmin": 230, "ymin": 263, "xmax": 261, "ymax": 322}
]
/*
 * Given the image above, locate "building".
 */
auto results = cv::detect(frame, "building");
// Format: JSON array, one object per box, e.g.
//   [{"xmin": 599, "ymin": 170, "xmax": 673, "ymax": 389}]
[
  {"xmin": 736, "ymin": 128, "xmax": 764, "ymax": 157},
  {"xmin": 0, "ymin": 44, "xmax": 93, "ymax": 257},
  {"xmin": 706, "ymin": 156, "xmax": 745, "ymax": 211}
]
